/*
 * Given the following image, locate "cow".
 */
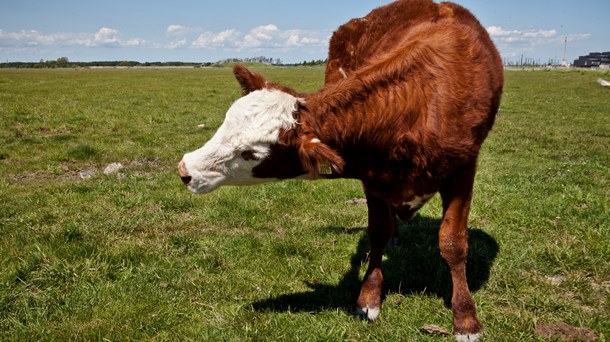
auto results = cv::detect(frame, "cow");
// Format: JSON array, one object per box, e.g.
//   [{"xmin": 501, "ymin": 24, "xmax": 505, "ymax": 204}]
[{"xmin": 178, "ymin": 0, "xmax": 503, "ymax": 340}]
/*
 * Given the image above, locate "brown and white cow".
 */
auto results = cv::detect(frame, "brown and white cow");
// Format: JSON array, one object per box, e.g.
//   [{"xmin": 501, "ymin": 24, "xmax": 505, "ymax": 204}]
[{"xmin": 178, "ymin": 0, "xmax": 503, "ymax": 340}]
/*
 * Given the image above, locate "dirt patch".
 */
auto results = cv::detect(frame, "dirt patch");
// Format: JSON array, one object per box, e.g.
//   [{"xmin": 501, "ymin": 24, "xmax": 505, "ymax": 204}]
[
  {"xmin": 590, "ymin": 279, "xmax": 610, "ymax": 313},
  {"xmin": 9, "ymin": 157, "xmax": 162, "ymax": 183},
  {"xmin": 420, "ymin": 324, "xmax": 451, "ymax": 337},
  {"xmin": 535, "ymin": 322, "xmax": 597, "ymax": 342},
  {"xmin": 127, "ymin": 157, "xmax": 161, "ymax": 168},
  {"xmin": 346, "ymin": 198, "xmax": 367, "ymax": 205}
]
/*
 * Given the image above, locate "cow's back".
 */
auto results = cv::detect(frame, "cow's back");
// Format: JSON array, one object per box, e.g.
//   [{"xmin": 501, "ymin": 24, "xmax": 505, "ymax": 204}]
[
  {"xmin": 316, "ymin": 0, "xmax": 503, "ymax": 179},
  {"xmin": 326, "ymin": 0, "xmax": 437, "ymax": 84},
  {"xmin": 325, "ymin": 0, "xmax": 502, "ymax": 92}
]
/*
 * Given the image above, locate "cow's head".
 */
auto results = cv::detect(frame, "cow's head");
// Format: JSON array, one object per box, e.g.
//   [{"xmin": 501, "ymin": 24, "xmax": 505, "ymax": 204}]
[{"xmin": 178, "ymin": 65, "xmax": 344, "ymax": 194}]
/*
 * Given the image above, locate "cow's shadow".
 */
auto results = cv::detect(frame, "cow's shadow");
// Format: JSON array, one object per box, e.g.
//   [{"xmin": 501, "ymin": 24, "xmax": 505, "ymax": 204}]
[{"xmin": 251, "ymin": 215, "xmax": 499, "ymax": 313}]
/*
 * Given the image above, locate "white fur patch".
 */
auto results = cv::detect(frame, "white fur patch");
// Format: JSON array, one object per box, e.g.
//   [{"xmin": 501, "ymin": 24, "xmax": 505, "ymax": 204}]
[
  {"xmin": 455, "ymin": 333, "xmax": 481, "ymax": 342},
  {"xmin": 402, "ymin": 197, "xmax": 423, "ymax": 209},
  {"xmin": 399, "ymin": 193, "xmax": 435, "ymax": 220},
  {"xmin": 181, "ymin": 89, "xmax": 298, "ymax": 194},
  {"xmin": 310, "ymin": 138, "xmax": 321, "ymax": 144},
  {"xmin": 402, "ymin": 193, "xmax": 434, "ymax": 210},
  {"xmin": 356, "ymin": 306, "xmax": 380, "ymax": 321}
]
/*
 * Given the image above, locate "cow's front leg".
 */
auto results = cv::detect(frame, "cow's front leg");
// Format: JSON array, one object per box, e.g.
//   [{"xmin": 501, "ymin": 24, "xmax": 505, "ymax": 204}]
[
  {"xmin": 356, "ymin": 188, "xmax": 395, "ymax": 320},
  {"xmin": 439, "ymin": 162, "xmax": 481, "ymax": 341}
]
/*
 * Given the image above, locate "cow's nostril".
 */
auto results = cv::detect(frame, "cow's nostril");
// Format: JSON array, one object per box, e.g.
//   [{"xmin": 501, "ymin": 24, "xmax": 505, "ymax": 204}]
[{"xmin": 178, "ymin": 161, "xmax": 191, "ymax": 186}]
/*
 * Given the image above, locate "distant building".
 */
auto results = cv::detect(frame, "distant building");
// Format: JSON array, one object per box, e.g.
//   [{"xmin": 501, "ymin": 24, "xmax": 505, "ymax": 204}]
[{"xmin": 573, "ymin": 52, "xmax": 610, "ymax": 68}]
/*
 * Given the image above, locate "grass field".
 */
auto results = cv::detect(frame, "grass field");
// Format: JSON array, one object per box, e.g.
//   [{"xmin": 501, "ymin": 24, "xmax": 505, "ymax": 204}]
[{"xmin": 1, "ymin": 66, "xmax": 609, "ymax": 341}]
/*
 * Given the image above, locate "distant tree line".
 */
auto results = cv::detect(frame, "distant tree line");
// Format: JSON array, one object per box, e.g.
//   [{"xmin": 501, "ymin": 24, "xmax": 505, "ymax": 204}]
[
  {"xmin": 0, "ymin": 57, "xmax": 206, "ymax": 68},
  {"xmin": 295, "ymin": 59, "xmax": 327, "ymax": 66},
  {"xmin": 1, "ymin": 56, "xmax": 328, "ymax": 68},
  {"xmin": 4, "ymin": 55, "xmax": 586, "ymax": 69},
  {"xmin": 219, "ymin": 56, "xmax": 279, "ymax": 65},
  {"xmin": 216, "ymin": 56, "xmax": 327, "ymax": 66}
]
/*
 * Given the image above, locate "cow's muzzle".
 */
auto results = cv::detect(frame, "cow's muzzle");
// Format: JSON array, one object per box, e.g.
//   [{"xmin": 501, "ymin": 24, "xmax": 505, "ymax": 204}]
[{"xmin": 178, "ymin": 161, "xmax": 192, "ymax": 186}]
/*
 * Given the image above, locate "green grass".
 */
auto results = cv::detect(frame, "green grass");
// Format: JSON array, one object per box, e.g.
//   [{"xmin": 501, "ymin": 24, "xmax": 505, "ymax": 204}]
[{"xmin": 1, "ymin": 67, "xmax": 609, "ymax": 341}]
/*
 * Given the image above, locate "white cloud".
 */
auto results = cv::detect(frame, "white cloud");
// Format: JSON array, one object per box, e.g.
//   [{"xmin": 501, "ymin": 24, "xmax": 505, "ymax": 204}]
[
  {"xmin": 166, "ymin": 24, "xmax": 201, "ymax": 36},
  {"xmin": 486, "ymin": 26, "xmax": 511, "ymax": 37},
  {"xmin": 0, "ymin": 24, "xmax": 331, "ymax": 59},
  {"xmin": 192, "ymin": 29, "xmax": 241, "ymax": 48},
  {"xmin": 0, "ymin": 29, "xmax": 85, "ymax": 47},
  {"xmin": 287, "ymin": 34, "xmax": 300, "ymax": 46},
  {"xmin": 286, "ymin": 32, "xmax": 322, "ymax": 47},
  {"xmin": 167, "ymin": 25, "xmax": 188, "ymax": 35},
  {"xmin": 215, "ymin": 29, "xmax": 241, "ymax": 44},
  {"xmin": 124, "ymin": 38, "xmax": 147, "ymax": 47},
  {"xmin": 523, "ymin": 29, "xmax": 557, "ymax": 39},
  {"xmin": 299, "ymin": 37, "xmax": 321, "ymax": 45},
  {"xmin": 486, "ymin": 25, "xmax": 592, "ymax": 61},
  {"xmin": 487, "ymin": 26, "xmax": 559, "ymax": 43},
  {"xmin": 0, "ymin": 27, "xmax": 149, "ymax": 48},
  {"xmin": 243, "ymin": 24, "xmax": 279, "ymax": 47},
  {"xmin": 168, "ymin": 38, "xmax": 187, "ymax": 49},
  {"xmin": 487, "ymin": 26, "xmax": 590, "ymax": 45},
  {"xmin": 188, "ymin": 24, "xmax": 329, "ymax": 51},
  {"xmin": 93, "ymin": 27, "xmax": 121, "ymax": 46}
]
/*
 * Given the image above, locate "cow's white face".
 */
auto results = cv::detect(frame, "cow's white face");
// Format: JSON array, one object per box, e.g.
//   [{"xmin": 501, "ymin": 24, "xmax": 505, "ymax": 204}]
[{"xmin": 179, "ymin": 88, "xmax": 299, "ymax": 194}]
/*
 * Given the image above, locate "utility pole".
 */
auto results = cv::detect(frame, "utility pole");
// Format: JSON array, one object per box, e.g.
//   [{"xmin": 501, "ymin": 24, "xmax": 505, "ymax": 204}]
[{"xmin": 562, "ymin": 36, "xmax": 568, "ymax": 67}]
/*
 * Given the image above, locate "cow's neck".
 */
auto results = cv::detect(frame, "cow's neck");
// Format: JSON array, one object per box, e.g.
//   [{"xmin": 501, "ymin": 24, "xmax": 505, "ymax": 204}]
[
  {"xmin": 301, "ymin": 89, "xmax": 398, "ymax": 179},
  {"xmin": 300, "ymin": 95, "xmax": 348, "ymax": 144},
  {"xmin": 302, "ymin": 59, "xmax": 415, "ymax": 148},
  {"xmin": 303, "ymin": 80, "xmax": 366, "ymax": 141}
]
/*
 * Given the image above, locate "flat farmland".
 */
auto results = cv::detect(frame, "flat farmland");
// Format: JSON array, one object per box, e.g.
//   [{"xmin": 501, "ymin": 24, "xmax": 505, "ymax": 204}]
[{"xmin": 1, "ymin": 67, "xmax": 609, "ymax": 341}]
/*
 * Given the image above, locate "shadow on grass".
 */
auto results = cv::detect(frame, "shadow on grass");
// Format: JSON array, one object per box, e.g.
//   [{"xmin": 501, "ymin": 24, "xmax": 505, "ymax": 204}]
[{"xmin": 251, "ymin": 215, "xmax": 498, "ymax": 314}]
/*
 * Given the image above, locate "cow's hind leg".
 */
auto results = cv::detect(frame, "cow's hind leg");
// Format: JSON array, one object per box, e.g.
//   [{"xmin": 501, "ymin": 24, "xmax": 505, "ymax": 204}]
[
  {"xmin": 439, "ymin": 162, "xmax": 482, "ymax": 341},
  {"xmin": 356, "ymin": 188, "xmax": 395, "ymax": 320}
]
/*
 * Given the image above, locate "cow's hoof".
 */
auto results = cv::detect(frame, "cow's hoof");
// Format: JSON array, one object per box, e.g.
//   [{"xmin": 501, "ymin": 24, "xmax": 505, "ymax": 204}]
[
  {"xmin": 455, "ymin": 333, "xmax": 481, "ymax": 342},
  {"xmin": 356, "ymin": 305, "xmax": 380, "ymax": 321}
]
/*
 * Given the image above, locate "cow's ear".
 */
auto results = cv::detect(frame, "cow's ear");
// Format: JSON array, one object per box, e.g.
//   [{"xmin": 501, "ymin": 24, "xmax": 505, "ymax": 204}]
[
  {"xmin": 298, "ymin": 134, "xmax": 345, "ymax": 177},
  {"xmin": 233, "ymin": 64, "xmax": 267, "ymax": 95}
]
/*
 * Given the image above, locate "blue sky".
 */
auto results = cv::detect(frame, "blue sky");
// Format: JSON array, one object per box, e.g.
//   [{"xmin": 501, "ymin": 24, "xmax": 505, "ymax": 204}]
[{"xmin": 1, "ymin": 0, "xmax": 608, "ymax": 64}]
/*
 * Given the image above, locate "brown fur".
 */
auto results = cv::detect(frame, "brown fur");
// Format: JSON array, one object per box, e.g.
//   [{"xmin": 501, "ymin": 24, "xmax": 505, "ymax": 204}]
[{"xmin": 234, "ymin": 0, "xmax": 503, "ymax": 337}]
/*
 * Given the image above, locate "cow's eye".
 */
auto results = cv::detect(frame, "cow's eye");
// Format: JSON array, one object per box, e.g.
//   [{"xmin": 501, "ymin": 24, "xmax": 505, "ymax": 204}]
[{"xmin": 241, "ymin": 150, "xmax": 257, "ymax": 161}]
